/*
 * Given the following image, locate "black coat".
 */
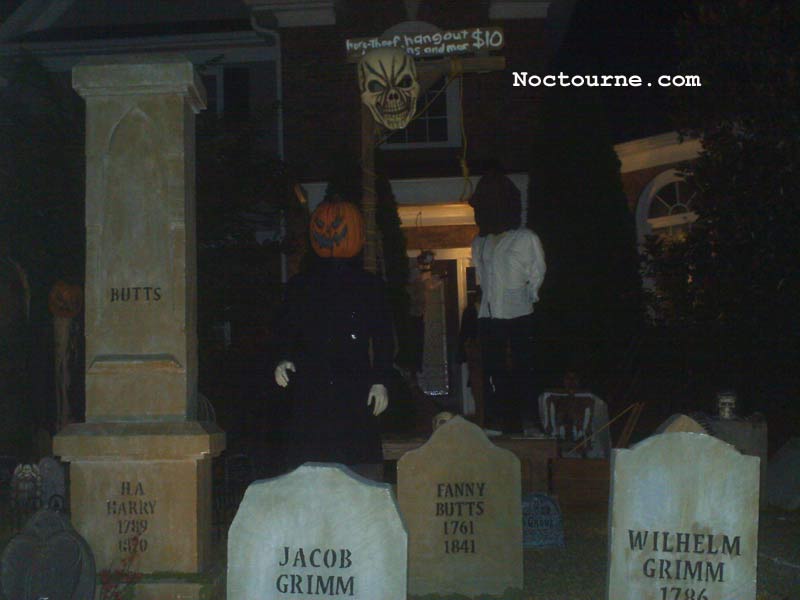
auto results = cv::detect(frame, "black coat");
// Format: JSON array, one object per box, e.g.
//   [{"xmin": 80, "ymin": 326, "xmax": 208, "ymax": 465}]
[{"xmin": 274, "ymin": 259, "xmax": 394, "ymax": 466}]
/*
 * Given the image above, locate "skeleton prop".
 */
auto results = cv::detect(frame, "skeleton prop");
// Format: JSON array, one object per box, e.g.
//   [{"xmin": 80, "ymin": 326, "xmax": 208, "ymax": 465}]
[{"xmin": 358, "ymin": 47, "xmax": 420, "ymax": 130}]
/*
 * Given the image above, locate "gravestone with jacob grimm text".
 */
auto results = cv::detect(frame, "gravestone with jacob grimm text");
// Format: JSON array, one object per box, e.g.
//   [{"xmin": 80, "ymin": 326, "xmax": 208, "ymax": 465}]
[
  {"xmin": 228, "ymin": 463, "xmax": 407, "ymax": 600},
  {"xmin": 607, "ymin": 432, "xmax": 759, "ymax": 600}
]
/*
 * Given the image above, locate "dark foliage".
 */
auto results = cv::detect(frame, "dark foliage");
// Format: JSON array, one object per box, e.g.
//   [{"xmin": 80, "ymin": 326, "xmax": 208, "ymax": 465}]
[
  {"xmin": 643, "ymin": 0, "xmax": 800, "ymax": 431},
  {"xmin": 528, "ymin": 85, "xmax": 644, "ymax": 395},
  {"xmin": 648, "ymin": 0, "xmax": 800, "ymax": 441}
]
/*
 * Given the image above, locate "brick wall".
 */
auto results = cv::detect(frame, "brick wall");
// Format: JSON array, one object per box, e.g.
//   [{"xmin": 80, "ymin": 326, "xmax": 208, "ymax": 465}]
[
  {"xmin": 620, "ymin": 161, "xmax": 686, "ymax": 212},
  {"xmin": 279, "ymin": 4, "xmax": 548, "ymax": 183}
]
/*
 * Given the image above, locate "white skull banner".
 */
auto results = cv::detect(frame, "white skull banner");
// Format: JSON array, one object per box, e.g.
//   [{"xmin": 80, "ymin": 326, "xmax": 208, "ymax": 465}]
[{"xmin": 358, "ymin": 48, "xmax": 420, "ymax": 130}]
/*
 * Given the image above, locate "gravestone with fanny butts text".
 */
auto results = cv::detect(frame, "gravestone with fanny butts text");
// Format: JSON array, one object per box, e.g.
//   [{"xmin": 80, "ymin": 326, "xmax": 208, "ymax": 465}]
[{"xmin": 398, "ymin": 416, "xmax": 523, "ymax": 597}]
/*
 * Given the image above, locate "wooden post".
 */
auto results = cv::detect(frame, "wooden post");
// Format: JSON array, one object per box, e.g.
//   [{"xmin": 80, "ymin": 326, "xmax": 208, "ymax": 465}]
[
  {"xmin": 359, "ymin": 55, "xmax": 506, "ymax": 275},
  {"xmin": 361, "ymin": 103, "xmax": 378, "ymax": 274}
]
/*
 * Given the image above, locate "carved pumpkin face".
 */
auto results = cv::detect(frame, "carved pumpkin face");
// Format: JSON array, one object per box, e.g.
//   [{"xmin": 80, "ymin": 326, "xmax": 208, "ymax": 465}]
[
  {"xmin": 48, "ymin": 280, "xmax": 83, "ymax": 318},
  {"xmin": 309, "ymin": 200, "xmax": 365, "ymax": 258}
]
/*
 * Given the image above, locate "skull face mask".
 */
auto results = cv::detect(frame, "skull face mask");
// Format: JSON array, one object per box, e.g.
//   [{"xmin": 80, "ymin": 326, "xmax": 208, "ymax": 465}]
[{"xmin": 358, "ymin": 47, "xmax": 420, "ymax": 130}]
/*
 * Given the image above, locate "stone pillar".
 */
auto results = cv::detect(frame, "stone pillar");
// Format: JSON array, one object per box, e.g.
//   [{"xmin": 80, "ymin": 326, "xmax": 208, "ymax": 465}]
[{"xmin": 54, "ymin": 55, "xmax": 225, "ymax": 578}]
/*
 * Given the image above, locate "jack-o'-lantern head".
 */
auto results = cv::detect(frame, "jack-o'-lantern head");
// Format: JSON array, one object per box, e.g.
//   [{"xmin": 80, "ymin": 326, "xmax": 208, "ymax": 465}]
[{"xmin": 309, "ymin": 200, "xmax": 365, "ymax": 259}]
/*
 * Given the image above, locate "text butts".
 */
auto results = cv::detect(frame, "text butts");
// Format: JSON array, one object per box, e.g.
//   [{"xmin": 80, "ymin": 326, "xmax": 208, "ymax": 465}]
[
  {"xmin": 109, "ymin": 286, "xmax": 162, "ymax": 302},
  {"xmin": 276, "ymin": 546, "xmax": 354, "ymax": 597},
  {"xmin": 628, "ymin": 529, "xmax": 742, "ymax": 584}
]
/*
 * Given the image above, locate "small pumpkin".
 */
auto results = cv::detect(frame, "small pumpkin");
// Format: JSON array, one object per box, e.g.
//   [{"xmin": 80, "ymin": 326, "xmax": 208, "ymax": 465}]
[
  {"xmin": 48, "ymin": 280, "xmax": 83, "ymax": 318},
  {"xmin": 309, "ymin": 200, "xmax": 365, "ymax": 258}
]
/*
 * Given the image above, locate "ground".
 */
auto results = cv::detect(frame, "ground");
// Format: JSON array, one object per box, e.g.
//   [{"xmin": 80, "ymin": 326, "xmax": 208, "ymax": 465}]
[
  {"xmin": 514, "ymin": 509, "xmax": 800, "ymax": 600},
  {"xmin": 208, "ymin": 505, "xmax": 800, "ymax": 599},
  {"xmin": 1, "ymin": 501, "xmax": 798, "ymax": 598}
]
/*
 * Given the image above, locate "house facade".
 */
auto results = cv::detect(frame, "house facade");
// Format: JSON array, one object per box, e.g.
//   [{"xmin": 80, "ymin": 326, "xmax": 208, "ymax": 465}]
[
  {"xmin": 6, "ymin": 1, "xmax": 702, "ymax": 414},
  {"xmin": 616, "ymin": 131, "xmax": 702, "ymax": 245},
  {"xmin": 1, "ymin": 0, "xmax": 576, "ymax": 410}
]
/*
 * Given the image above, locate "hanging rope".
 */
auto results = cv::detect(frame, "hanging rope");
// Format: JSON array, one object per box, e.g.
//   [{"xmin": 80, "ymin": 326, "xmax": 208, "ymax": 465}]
[
  {"xmin": 453, "ymin": 58, "xmax": 472, "ymax": 203},
  {"xmin": 373, "ymin": 58, "xmax": 472, "ymax": 203}
]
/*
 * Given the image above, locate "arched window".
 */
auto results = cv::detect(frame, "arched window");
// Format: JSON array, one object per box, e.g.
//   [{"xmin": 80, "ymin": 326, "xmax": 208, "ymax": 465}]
[{"xmin": 636, "ymin": 170, "xmax": 698, "ymax": 242}]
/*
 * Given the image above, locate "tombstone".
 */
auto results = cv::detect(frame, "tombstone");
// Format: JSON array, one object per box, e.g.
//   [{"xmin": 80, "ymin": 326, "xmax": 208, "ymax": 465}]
[
  {"xmin": 522, "ymin": 493, "xmax": 565, "ymax": 549},
  {"xmin": 52, "ymin": 56, "xmax": 225, "ymax": 589},
  {"xmin": 10, "ymin": 463, "xmax": 42, "ymax": 511},
  {"xmin": 766, "ymin": 437, "xmax": 800, "ymax": 510},
  {"xmin": 607, "ymin": 432, "xmax": 759, "ymax": 600},
  {"xmin": 710, "ymin": 416, "xmax": 768, "ymax": 508},
  {"xmin": 1, "ymin": 509, "xmax": 95, "ymax": 600},
  {"xmin": 39, "ymin": 456, "xmax": 67, "ymax": 511},
  {"xmin": 227, "ymin": 463, "xmax": 407, "ymax": 600},
  {"xmin": 397, "ymin": 416, "xmax": 523, "ymax": 597},
  {"xmin": 654, "ymin": 413, "xmax": 708, "ymax": 434}
]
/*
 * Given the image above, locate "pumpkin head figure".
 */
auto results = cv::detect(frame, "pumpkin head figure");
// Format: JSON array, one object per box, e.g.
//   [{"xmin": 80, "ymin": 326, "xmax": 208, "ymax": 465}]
[{"xmin": 309, "ymin": 200, "xmax": 365, "ymax": 258}]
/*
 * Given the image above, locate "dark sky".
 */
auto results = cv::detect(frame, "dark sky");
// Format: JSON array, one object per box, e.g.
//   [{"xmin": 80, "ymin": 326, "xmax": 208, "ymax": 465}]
[{"xmin": 555, "ymin": 0, "xmax": 694, "ymax": 142}]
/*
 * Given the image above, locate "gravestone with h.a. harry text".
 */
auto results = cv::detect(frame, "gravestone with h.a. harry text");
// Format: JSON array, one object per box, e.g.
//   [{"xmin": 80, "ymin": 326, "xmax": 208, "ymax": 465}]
[
  {"xmin": 398, "ymin": 416, "xmax": 523, "ymax": 597},
  {"xmin": 53, "ymin": 55, "xmax": 225, "ymax": 589},
  {"xmin": 607, "ymin": 432, "xmax": 759, "ymax": 600},
  {"xmin": 227, "ymin": 463, "xmax": 407, "ymax": 600}
]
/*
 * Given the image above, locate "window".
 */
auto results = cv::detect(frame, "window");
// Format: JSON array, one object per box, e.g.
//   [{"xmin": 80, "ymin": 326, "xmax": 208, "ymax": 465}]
[
  {"xmin": 201, "ymin": 63, "xmax": 272, "ymax": 118},
  {"xmin": 636, "ymin": 170, "xmax": 699, "ymax": 242},
  {"xmin": 199, "ymin": 60, "xmax": 280, "ymax": 156},
  {"xmin": 383, "ymin": 77, "xmax": 462, "ymax": 149}
]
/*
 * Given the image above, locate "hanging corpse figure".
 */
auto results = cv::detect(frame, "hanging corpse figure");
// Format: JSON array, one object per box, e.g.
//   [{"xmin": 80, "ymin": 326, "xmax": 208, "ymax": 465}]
[
  {"xmin": 273, "ymin": 198, "xmax": 393, "ymax": 480},
  {"xmin": 470, "ymin": 167, "xmax": 546, "ymax": 433}
]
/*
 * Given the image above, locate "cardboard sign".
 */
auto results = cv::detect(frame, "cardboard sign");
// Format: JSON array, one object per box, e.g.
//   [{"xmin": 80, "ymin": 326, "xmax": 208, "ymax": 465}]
[{"xmin": 345, "ymin": 27, "xmax": 504, "ymax": 60}]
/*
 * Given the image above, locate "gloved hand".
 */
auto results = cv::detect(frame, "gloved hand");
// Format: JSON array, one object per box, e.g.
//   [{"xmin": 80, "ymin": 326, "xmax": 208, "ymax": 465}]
[
  {"xmin": 367, "ymin": 384, "xmax": 389, "ymax": 416},
  {"xmin": 274, "ymin": 360, "xmax": 296, "ymax": 388}
]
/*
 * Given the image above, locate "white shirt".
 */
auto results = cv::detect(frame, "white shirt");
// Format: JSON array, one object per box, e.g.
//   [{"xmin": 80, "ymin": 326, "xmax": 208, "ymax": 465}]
[{"xmin": 471, "ymin": 228, "xmax": 546, "ymax": 319}]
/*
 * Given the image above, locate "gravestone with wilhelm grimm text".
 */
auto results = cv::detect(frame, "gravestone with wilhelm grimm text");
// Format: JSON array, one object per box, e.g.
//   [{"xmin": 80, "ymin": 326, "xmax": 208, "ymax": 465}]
[
  {"xmin": 398, "ymin": 416, "xmax": 523, "ymax": 596},
  {"xmin": 228, "ymin": 463, "xmax": 407, "ymax": 600},
  {"xmin": 607, "ymin": 432, "xmax": 759, "ymax": 600}
]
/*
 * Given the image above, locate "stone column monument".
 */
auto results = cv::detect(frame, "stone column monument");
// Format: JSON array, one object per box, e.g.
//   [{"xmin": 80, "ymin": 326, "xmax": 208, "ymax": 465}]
[{"xmin": 54, "ymin": 55, "xmax": 225, "ymax": 580}]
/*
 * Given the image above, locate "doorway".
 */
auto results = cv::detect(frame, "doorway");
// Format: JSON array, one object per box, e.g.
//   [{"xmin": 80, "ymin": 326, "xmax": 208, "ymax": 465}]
[{"xmin": 407, "ymin": 248, "xmax": 473, "ymax": 412}]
